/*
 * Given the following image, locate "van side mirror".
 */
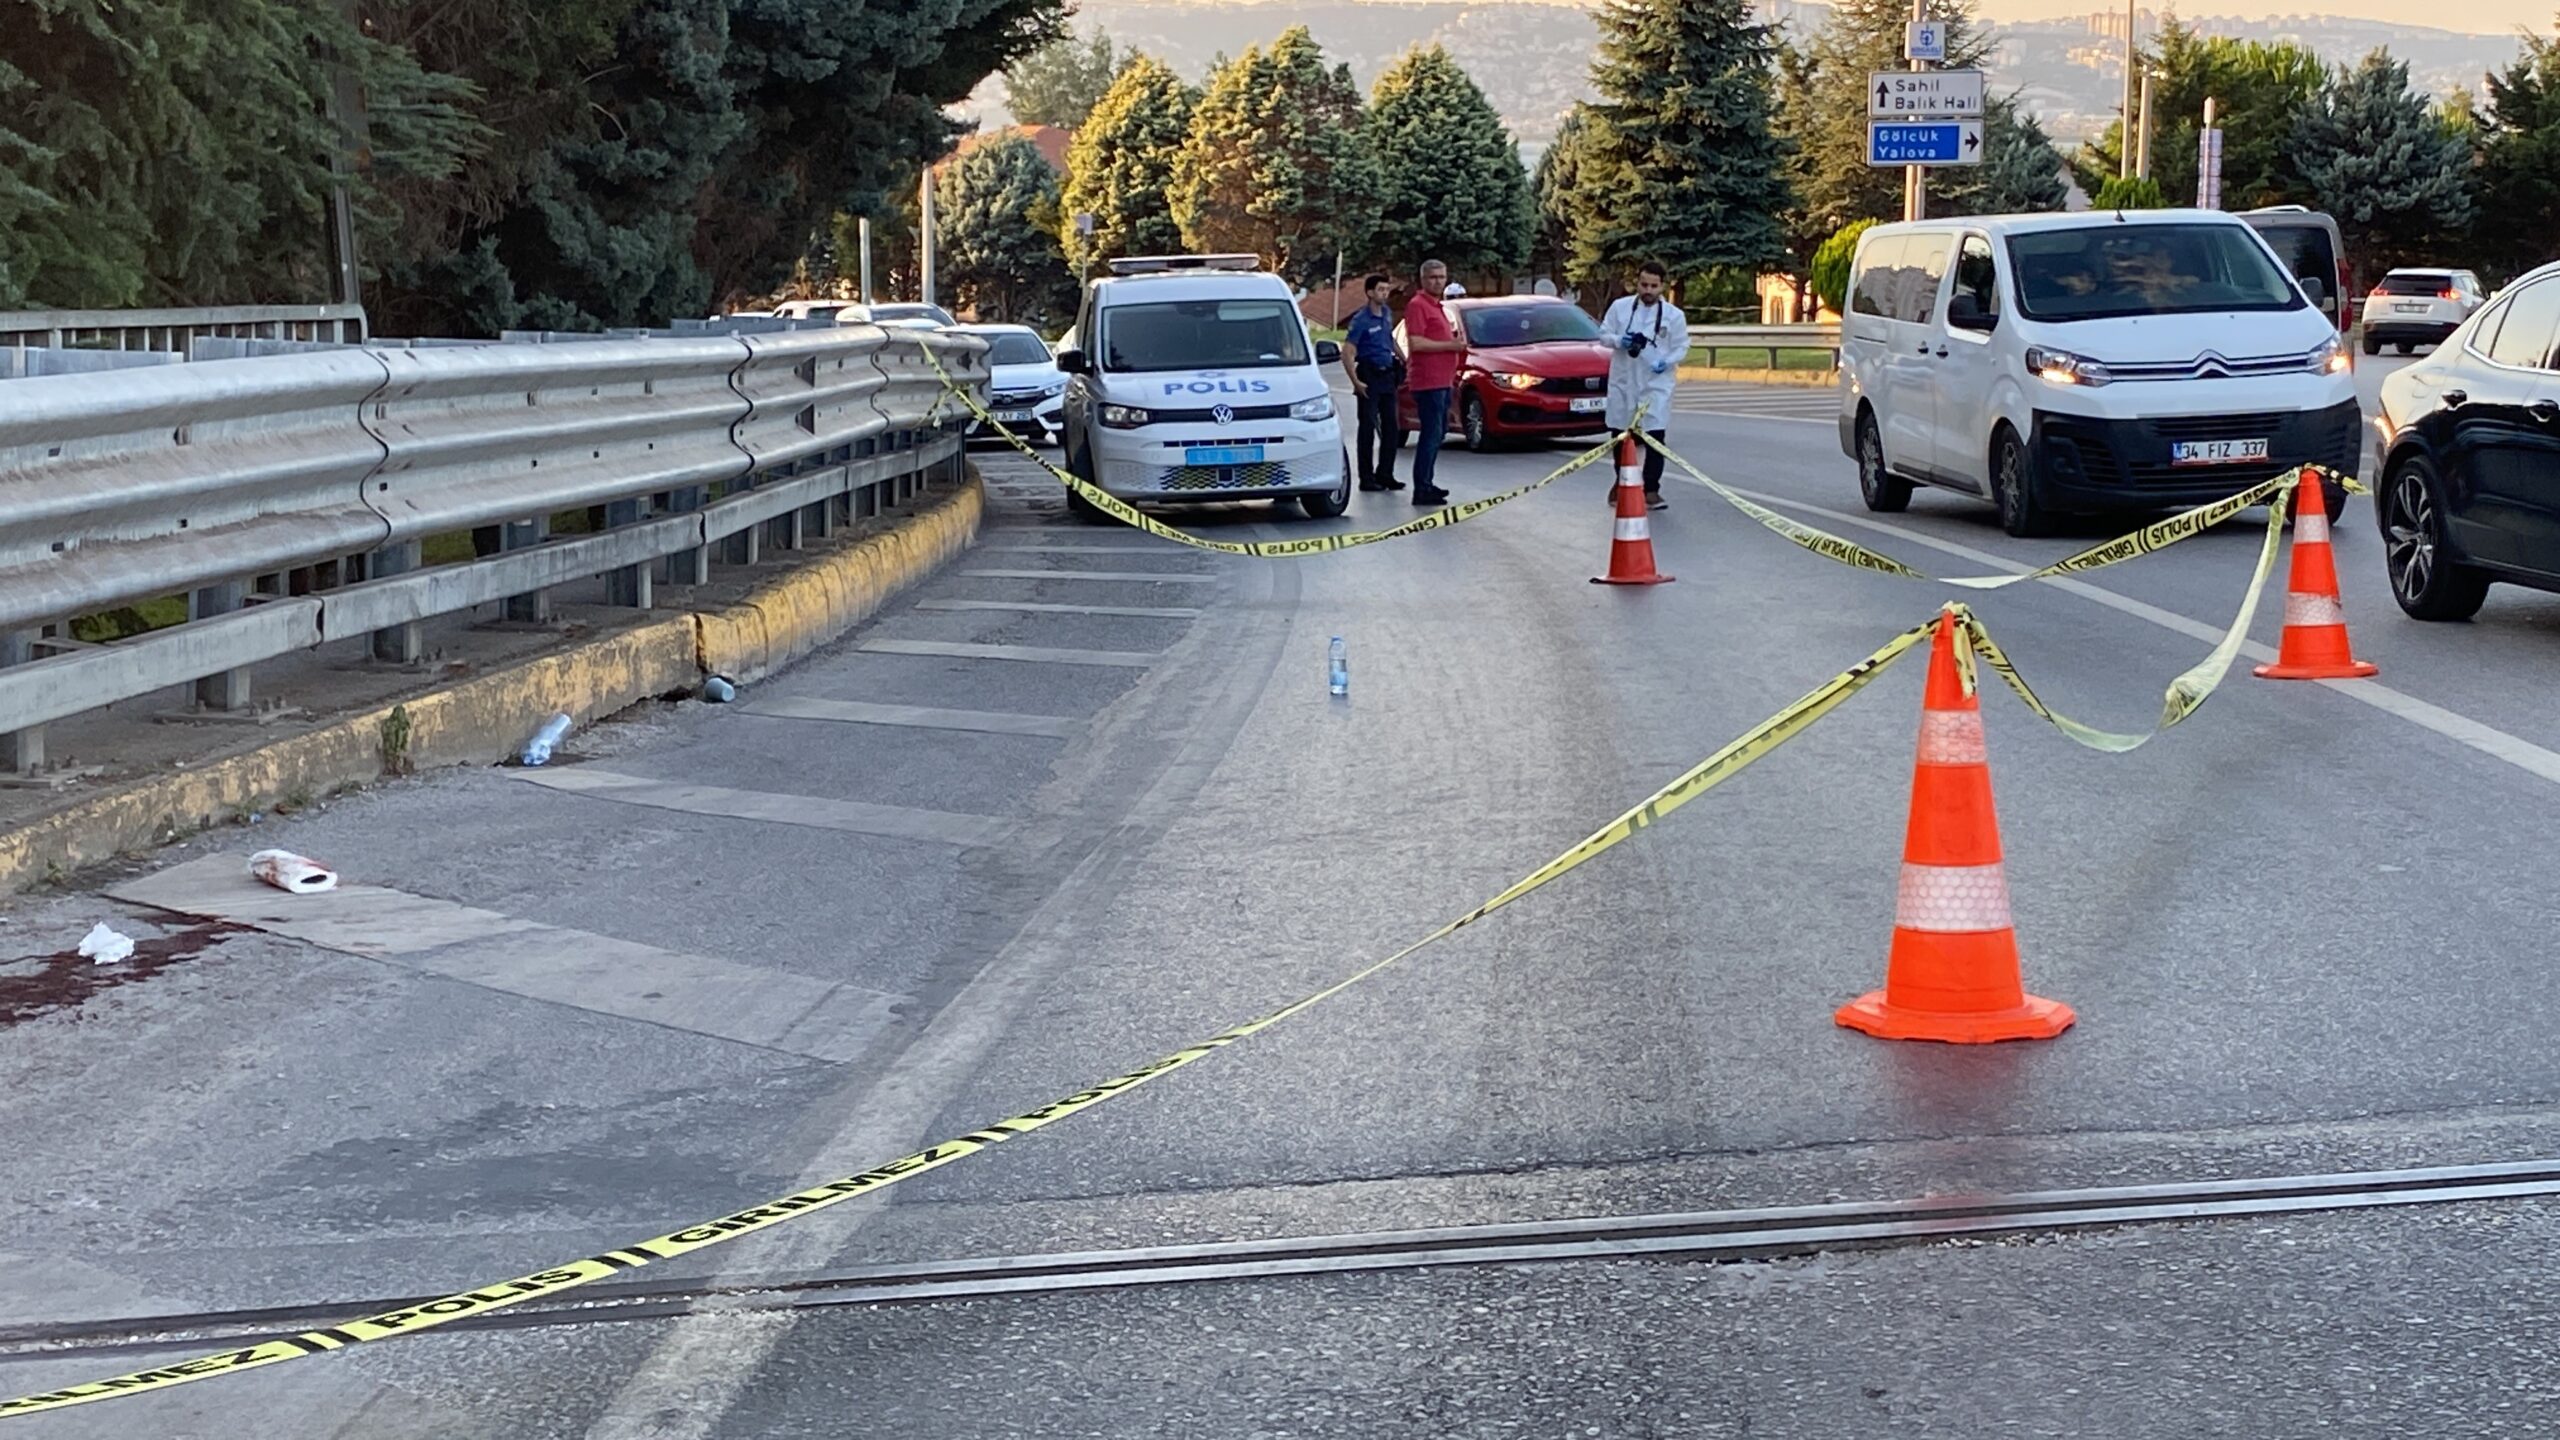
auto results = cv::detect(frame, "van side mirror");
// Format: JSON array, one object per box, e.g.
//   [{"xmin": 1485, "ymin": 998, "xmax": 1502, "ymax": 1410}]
[
  {"xmin": 1314, "ymin": 340, "xmax": 1342, "ymax": 365},
  {"xmin": 1055, "ymin": 348, "xmax": 1090, "ymax": 375},
  {"xmin": 1947, "ymin": 294, "xmax": 1998, "ymax": 333}
]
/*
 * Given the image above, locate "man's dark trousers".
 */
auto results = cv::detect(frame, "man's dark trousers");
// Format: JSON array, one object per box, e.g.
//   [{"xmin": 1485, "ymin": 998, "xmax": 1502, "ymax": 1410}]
[
  {"xmin": 1355, "ymin": 362, "xmax": 1404, "ymax": 486},
  {"xmin": 1412, "ymin": 387, "xmax": 1453, "ymax": 492}
]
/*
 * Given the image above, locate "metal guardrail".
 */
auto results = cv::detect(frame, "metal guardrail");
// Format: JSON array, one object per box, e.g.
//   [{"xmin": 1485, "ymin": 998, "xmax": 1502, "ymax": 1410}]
[
  {"xmin": 0, "ymin": 326, "xmax": 990, "ymax": 774},
  {"xmin": 1687, "ymin": 323, "xmax": 1842, "ymax": 369},
  {"xmin": 0, "ymin": 305, "xmax": 370, "ymax": 354}
]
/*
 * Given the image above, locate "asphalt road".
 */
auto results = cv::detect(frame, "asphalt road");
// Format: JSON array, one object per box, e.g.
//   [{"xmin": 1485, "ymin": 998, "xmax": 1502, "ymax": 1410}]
[{"xmin": 13, "ymin": 345, "xmax": 2560, "ymax": 1437}]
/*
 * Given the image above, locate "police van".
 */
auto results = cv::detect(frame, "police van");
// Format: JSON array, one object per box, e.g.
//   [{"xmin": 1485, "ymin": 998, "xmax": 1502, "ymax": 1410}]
[{"xmin": 1055, "ymin": 255, "xmax": 1352, "ymax": 521}]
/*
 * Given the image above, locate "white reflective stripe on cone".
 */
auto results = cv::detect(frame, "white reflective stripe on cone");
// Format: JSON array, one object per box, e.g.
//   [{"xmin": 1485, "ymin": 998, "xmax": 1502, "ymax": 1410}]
[
  {"xmin": 1894, "ymin": 861, "xmax": 2014, "ymax": 932},
  {"xmin": 2295, "ymin": 500, "xmax": 2331, "ymax": 544},
  {"xmin": 1618, "ymin": 466, "xmax": 1644, "ymax": 485},
  {"xmin": 2283, "ymin": 591, "xmax": 2347, "ymax": 627},
  {"xmin": 1614, "ymin": 518, "xmax": 1650, "ymax": 542},
  {"xmin": 1915, "ymin": 708, "xmax": 1988, "ymax": 766}
]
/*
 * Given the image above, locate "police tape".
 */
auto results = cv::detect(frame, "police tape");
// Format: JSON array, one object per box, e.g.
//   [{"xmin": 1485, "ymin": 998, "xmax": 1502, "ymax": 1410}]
[
  {"xmin": 0, "ymin": 617, "xmax": 1940, "ymax": 1420},
  {"xmin": 917, "ymin": 341, "xmax": 1619, "ymax": 557},
  {"xmin": 1639, "ymin": 431, "xmax": 2361, "ymax": 593}
]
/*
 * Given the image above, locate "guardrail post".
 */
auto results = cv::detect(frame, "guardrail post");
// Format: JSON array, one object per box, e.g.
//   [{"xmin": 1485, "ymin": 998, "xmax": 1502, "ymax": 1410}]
[
  {"xmin": 604, "ymin": 499, "xmax": 653, "ymax": 608},
  {"xmin": 369, "ymin": 542, "xmax": 425, "ymax": 663},
  {"xmin": 190, "ymin": 580, "xmax": 253, "ymax": 712},
  {"xmin": 502, "ymin": 515, "xmax": 551, "ymax": 623},
  {"xmin": 724, "ymin": 473, "xmax": 762, "ymax": 567},
  {"xmin": 1, "ymin": 630, "xmax": 43, "ymax": 774},
  {"xmin": 661, "ymin": 489, "xmax": 709, "ymax": 587}
]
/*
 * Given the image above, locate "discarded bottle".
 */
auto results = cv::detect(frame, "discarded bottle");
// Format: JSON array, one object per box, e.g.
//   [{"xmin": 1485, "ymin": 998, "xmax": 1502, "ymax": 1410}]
[
  {"xmin": 701, "ymin": 676, "xmax": 737, "ymax": 703},
  {"xmin": 521, "ymin": 713, "xmax": 572, "ymax": 767},
  {"xmin": 1328, "ymin": 637, "xmax": 1349, "ymax": 697}
]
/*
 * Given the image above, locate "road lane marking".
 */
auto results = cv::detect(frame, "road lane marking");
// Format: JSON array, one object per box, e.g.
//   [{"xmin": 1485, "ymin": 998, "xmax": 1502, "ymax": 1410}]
[
  {"xmin": 857, "ymin": 638, "xmax": 1159, "ymax": 668},
  {"xmin": 511, "ymin": 767, "xmax": 1011, "ymax": 846},
  {"xmin": 110, "ymin": 855, "xmax": 900, "ymax": 1062},
  {"xmin": 960, "ymin": 568, "xmax": 1218, "ymax": 583},
  {"xmin": 739, "ymin": 698, "xmax": 1081, "ymax": 738},
  {"xmin": 915, "ymin": 599, "xmax": 1204, "ymax": 619},
  {"xmin": 978, "ymin": 543, "xmax": 1206, "ymax": 555},
  {"xmin": 1729, "ymin": 485, "xmax": 2560, "ymax": 787}
]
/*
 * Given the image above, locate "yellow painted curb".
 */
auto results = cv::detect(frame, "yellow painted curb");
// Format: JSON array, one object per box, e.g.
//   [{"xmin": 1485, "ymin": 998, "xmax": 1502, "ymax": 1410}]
[{"xmin": 0, "ymin": 476, "xmax": 985, "ymax": 895}]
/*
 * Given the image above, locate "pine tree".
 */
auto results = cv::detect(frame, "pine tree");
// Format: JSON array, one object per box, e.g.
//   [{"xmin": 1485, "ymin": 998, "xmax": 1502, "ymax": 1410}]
[
  {"xmin": 1366, "ymin": 46, "xmax": 1535, "ymax": 281},
  {"xmin": 2294, "ymin": 51, "xmax": 2475, "ymax": 278},
  {"xmin": 1937, "ymin": 99, "xmax": 2068, "ymax": 216},
  {"xmin": 2070, "ymin": 20, "xmax": 2325, "ymax": 210},
  {"xmin": 1170, "ymin": 28, "xmax": 1380, "ymax": 278},
  {"xmin": 1571, "ymin": 0, "xmax": 1794, "ymax": 286},
  {"xmin": 1004, "ymin": 30, "xmax": 1121, "ymax": 129},
  {"xmin": 2476, "ymin": 28, "xmax": 2560, "ymax": 281},
  {"xmin": 937, "ymin": 133, "xmax": 1075, "ymax": 324},
  {"xmin": 1533, "ymin": 108, "xmax": 1600, "ymax": 288},
  {"xmin": 1060, "ymin": 56, "xmax": 1198, "ymax": 274}
]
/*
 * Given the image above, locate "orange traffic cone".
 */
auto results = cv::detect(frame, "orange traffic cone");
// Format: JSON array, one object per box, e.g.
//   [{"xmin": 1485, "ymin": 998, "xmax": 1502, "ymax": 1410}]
[
  {"xmin": 1591, "ymin": 434, "xmax": 1672, "ymax": 586},
  {"xmin": 1836, "ymin": 611, "xmax": 2074, "ymax": 1045},
  {"xmin": 2255, "ymin": 469, "xmax": 2376, "ymax": 681}
]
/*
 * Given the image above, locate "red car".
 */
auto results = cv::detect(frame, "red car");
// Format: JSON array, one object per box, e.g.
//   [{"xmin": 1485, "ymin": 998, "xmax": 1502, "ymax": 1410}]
[{"xmin": 1398, "ymin": 295, "xmax": 1614, "ymax": 450}]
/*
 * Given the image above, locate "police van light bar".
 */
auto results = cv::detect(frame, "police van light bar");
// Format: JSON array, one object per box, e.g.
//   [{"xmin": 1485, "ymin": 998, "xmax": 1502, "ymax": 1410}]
[{"xmin": 1105, "ymin": 254, "xmax": 1264, "ymax": 276}]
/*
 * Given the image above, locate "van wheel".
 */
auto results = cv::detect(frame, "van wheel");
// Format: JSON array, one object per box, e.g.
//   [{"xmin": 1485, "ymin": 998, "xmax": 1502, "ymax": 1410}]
[
  {"xmin": 1299, "ymin": 452, "xmax": 1353, "ymax": 519},
  {"xmin": 1990, "ymin": 425, "xmax": 2053, "ymax": 538},
  {"xmin": 1066, "ymin": 443, "xmax": 1110, "ymax": 525},
  {"xmin": 1856, "ymin": 411, "xmax": 1911, "ymax": 513},
  {"xmin": 1461, "ymin": 393, "xmax": 1493, "ymax": 452}
]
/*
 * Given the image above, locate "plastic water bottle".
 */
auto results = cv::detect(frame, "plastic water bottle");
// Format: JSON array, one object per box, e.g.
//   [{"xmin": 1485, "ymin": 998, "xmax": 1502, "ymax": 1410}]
[
  {"xmin": 521, "ymin": 713, "xmax": 572, "ymax": 767},
  {"xmin": 1328, "ymin": 637, "xmax": 1349, "ymax": 697}
]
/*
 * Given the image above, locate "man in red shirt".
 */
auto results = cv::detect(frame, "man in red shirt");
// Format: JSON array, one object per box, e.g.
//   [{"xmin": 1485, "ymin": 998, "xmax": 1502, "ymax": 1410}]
[{"xmin": 1400, "ymin": 258, "xmax": 1465, "ymax": 506}]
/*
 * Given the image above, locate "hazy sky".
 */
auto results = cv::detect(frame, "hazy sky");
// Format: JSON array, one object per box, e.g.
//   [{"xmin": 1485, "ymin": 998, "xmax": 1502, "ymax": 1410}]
[{"xmin": 1979, "ymin": 0, "xmax": 2547, "ymax": 29}]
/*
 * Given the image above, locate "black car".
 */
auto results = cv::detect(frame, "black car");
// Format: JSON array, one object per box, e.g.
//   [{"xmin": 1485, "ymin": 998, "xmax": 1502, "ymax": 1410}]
[{"xmin": 2372, "ymin": 261, "xmax": 2560, "ymax": 620}]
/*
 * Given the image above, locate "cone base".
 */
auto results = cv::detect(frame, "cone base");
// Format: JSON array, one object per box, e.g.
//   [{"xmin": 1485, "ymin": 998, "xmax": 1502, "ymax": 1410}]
[
  {"xmin": 1591, "ymin": 574, "xmax": 1674, "ymax": 586},
  {"xmin": 2253, "ymin": 658, "xmax": 2377, "ymax": 680},
  {"xmin": 1833, "ymin": 990, "xmax": 2076, "ymax": 1044}
]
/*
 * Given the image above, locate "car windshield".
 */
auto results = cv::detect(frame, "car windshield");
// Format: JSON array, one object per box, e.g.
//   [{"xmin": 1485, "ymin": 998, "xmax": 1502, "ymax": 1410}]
[
  {"xmin": 1098, "ymin": 299, "xmax": 1309, "ymax": 372},
  {"xmin": 1462, "ymin": 304, "xmax": 1602, "ymax": 346},
  {"xmin": 2008, "ymin": 224, "xmax": 2305, "ymax": 322},
  {"xmin": 982, "ymin": 332, "xmax": 1051, "ymax": 366}
]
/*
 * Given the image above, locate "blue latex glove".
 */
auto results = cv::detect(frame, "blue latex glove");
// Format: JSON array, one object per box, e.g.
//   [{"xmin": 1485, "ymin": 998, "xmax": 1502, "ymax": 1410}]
[{"xmin": 1649, "ymin": 356, "xmax": 1669, "ymax": 375}]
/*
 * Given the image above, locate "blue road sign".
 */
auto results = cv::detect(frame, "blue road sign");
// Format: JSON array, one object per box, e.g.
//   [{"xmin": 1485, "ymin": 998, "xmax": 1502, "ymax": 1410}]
[{"xmin": 1866, "ymin": 121, "xmax": 1983, "ymax": 167}]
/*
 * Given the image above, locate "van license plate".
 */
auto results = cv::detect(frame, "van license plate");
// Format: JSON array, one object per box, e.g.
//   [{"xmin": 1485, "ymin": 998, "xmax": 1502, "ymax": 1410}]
[
  {"xmin": 2170, "ymin": 439, "xmax": 2269, "ymax": 466},
  {"xmin": 1183, "ymin": 445, "xmax": 1265, "ymax": 466},
  {"xmin": 1568, "ymin": 397, "xmax": 1606, "ymax": 414}
]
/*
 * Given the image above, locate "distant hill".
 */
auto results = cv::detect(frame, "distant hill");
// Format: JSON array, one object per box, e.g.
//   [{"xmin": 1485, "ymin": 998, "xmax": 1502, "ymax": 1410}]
[{"xmin": 956, "ymin": 0, "xmax": 2529, "ymax": 151}]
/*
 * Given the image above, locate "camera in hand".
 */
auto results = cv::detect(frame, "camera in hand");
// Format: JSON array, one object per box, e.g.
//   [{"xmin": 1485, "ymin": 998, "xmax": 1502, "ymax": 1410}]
[{"xmin": 1621, "ymin": 331, "xmax": 1650, "ymax": 357}]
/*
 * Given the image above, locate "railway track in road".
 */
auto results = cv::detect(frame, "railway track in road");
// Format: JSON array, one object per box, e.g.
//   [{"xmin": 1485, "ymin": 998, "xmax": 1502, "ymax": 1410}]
[{"xmin": 8, "ymin": 1159, "xmax": 2558, "ymax": 1371}]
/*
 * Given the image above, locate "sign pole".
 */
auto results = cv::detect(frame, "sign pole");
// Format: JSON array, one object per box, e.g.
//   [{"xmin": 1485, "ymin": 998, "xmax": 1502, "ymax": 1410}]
[{"xmin": 1905, "ymin": 0, "xmax": 1928, "ymax": 223}]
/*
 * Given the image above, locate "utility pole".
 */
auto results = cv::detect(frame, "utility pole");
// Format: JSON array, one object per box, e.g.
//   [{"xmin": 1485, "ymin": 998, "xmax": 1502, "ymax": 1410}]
[
  {"xmin": 1331, "ymin": 252, "xmax": 1344, "ymax": 329},
  {"xmin": 857, "ymin": 218, "xmax": 874, "ymax": 304},
  {"xmin": 1904, "ymin": 0, "xmax": 1928, "ymax": 223},
  {"xmin": 2119, "ymin": 0, "xmax": 2138, "ymax": 178},
  {"xmin": 2135, "ymin": 69, "xmax": 2156, "ymax": 180},
  {"xmin": 324, "ymin": 0, "xmax": 368, "ymax": 318},
  {"xmin": 918, "ymin": 167, "xmax": 937, "ymax": 308}
]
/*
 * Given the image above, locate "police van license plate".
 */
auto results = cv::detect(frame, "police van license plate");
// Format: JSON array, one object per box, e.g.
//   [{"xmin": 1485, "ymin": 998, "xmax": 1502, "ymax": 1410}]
[
  {"xmin": 2169, "ymin": 438, "xmax": 2269, "ymax": 466},
  {"xmin": 993, "ymin": 409, "xmax": 1034, "ymax": 423},
  {"xmin": 1183, "ymin": 445, "xmax": 1265, "ymax": 466},
  {"xmin": 1569, "ymin": 397, "xmax": 1606, "ymax": 414}
]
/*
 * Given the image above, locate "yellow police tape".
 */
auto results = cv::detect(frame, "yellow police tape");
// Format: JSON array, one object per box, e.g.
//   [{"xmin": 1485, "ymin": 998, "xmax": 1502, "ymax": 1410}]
[
  {"xmin": 0, "ymin": 616, "xmax": 1939, "ymax": 1420},
  {"xmin": 918, "ymin": 341, "xmax": 1619, "ymax": 556},
  {"xmin": 1639, "ymin": 430, "xmax": 2358, "ymax": 593}
]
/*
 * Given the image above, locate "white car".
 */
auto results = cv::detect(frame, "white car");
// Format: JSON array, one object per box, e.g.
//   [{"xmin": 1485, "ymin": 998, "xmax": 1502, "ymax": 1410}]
[
  {"xmin": 772, "ymin": 299, "xmax": 854, "ymax": 322},
  {"xmin": 1839, "ymin": 209, "xmax": 2360, "ymax": 536},
  {"xmin": 1055, "ymin": 255, "xmax": 1351, "ymax": 521},
  {"xmin": 952, "ymin": 323, "xmax": 1067, "ymax": 445},
  {"xmin": 2361, "ymin": 268, "xmax": 2489, "ymax": 356},
  {"xmin": 839, "ymin": 302, "xmax": 956, "ymax": 331}
]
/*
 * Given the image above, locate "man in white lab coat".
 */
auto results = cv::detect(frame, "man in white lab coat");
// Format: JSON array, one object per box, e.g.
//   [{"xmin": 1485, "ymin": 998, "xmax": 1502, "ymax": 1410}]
[{"xmin": 1598, "ymin": 261, "xmax": 1689, "ymax": 510}]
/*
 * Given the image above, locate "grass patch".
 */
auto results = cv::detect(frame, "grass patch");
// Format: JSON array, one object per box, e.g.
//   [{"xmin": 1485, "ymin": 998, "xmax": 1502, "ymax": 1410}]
[
  {"xmin": 69, "ymin": 596, "xmax": 188, "ymax": 643},
  {"xmin": 1699, "ymin": 346, "xmax": 1836, "ymax": 371}
]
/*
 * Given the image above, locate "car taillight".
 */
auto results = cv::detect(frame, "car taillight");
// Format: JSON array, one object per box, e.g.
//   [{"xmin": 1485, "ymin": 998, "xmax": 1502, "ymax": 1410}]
[{"xmin": 2440, "ymin": 289, "xmax": 2460, "ymax": 301}]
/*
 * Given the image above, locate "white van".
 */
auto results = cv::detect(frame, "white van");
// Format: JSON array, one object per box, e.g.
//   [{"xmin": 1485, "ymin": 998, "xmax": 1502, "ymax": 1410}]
[
  {"xmin": 1838, "ymin": 210, "xmax": 2359, "ymax": 536},
  {"xmin": 1055, "ymin": 255, "xmax": 1351, "ymax": 521}
]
